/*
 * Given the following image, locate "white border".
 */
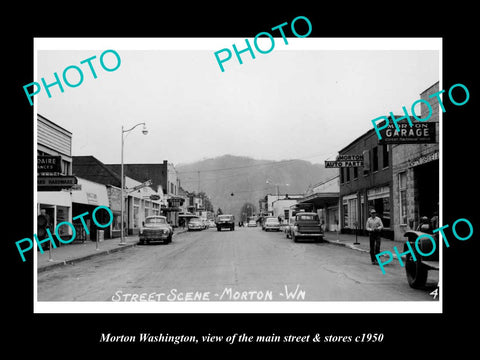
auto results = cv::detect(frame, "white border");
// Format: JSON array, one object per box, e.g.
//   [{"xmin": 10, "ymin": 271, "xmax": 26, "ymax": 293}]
[{"xmin": 33, "ymin": 37, "xmax": 442, "ymax": 314}]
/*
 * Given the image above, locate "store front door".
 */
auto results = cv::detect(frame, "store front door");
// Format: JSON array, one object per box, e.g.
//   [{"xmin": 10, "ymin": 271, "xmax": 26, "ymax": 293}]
[{"xmin": 415, "ymin": 159, "xmax": 439, "ymax": 223}]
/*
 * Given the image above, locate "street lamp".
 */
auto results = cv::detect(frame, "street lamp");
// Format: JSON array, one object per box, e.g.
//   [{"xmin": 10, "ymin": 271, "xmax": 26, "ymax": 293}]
[{"xmin": 120, "ymin": 122, "xmax": 148, "ymax": 245}]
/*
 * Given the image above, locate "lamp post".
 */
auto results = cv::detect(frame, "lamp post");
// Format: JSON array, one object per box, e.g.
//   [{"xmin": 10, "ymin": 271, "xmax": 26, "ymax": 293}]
[{"xmin": 120, "ymin": 122, "xmax": 148, "ymax": 245}]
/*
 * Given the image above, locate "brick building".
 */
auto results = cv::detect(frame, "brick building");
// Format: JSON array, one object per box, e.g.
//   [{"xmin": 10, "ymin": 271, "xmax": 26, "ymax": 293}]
[
  {"xmin": 391, "ymin": 82, "xmax": 440, "ymax": 240},
  {"xmin": 338, "ymin": 127, "xmax": 394, "ymax": 239}
]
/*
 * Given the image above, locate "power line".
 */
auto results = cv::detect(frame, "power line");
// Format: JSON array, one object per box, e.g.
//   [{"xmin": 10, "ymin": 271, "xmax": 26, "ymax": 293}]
[{"xmin": 176, "ymin": 151, "xmax": 338, "ymax": 175}]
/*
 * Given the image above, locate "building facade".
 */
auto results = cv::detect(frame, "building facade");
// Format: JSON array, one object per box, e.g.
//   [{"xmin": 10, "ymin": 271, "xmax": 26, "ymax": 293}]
[
  {"xmin": 105, "ymin": 161, "xmax": 183, "ymax": 226},
  {"xmin": 37, "ymin": 114, "xmax": 75, "ymax": 241},
  {"xmin": 338, "ymin": 127, "xmax": 394, "ymax": 239},
  {"xmin": 391, "ymin": 82, "xmax": 440, "ymax": 240},
  {"xmin": 72, "ymin": 156, "xmax": 163, "ymax": 236},
  {"xmin": 299, "ymin": 176, "xmax": 340, "ymax": 232}
]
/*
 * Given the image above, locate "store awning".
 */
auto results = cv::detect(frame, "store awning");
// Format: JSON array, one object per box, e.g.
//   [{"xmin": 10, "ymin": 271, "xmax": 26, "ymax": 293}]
[
  {"xmin": 37, "ymin": 190, "xmax": 72, "ymax": 207},
  {"xmin": 71, "ymin": 177, "xmax": 110, "ymax": 206},
  {"xmin": 298, "ymin": 192, "xmax": 339, "ymax": 208}
]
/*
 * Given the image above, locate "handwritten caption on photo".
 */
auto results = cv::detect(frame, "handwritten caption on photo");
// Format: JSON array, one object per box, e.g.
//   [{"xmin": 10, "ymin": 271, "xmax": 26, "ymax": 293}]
[{"xmin": 111, "ymin": 285, "xmax": 306, "ymax": 301}]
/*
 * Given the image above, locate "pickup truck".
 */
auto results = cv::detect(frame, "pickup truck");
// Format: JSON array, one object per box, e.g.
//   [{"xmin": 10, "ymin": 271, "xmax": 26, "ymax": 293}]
[
  {"xmin": 290, "ymin": 212, "xmax": 324, "ymax": 243},
  {"xmin": 216, "ymin": 214, "xmax": 235, "ymax": 231}
]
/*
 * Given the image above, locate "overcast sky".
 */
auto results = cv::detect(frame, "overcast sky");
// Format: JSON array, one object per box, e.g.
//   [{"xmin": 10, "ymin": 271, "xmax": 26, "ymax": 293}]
[{"xmin": 36, "ymin": 39, "xmax": 439, "ymax": 166}]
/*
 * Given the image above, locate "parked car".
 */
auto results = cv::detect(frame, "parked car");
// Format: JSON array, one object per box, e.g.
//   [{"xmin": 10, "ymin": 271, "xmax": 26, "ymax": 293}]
[
  {"xmin": 139, "ymin": 215, "xmax": 173, "ymax": 245},
  {"xmin": 291, "ymin": 212, "xmax": 323, "ymax": 242},
  {"xmin": 247, "ymin": 219, "xmax": 257, "ymax": 227},
  {"xmin": 188, "ymin": 217, "xmax": 205, "ymax": 231},
  {"xmin": 216, "ymin": 214, "xmax": 235, "ymax": 231},
  {"xmin": 264, "ymin": 217, "xmax": 280, "ymax": 231},
  {"xmin": 403, "ymin": 230, "xmax": 439, "ymax": 289},
  {"xmin": 262, "ymin": 217, "xmax": 275, "ymax": 230}
]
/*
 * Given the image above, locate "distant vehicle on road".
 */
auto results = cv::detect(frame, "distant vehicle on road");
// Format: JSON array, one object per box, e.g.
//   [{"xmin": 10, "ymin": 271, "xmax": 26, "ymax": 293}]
[
  {"xmin": 247, "ymin": 219, "xmax": 257, "ymax": 227},
  {"xmin": 208, "ymin": 219, "xmax": 216, "ymax": 228},
  {"xmin": 139, "ymin": 215, "xmax": 173, "ymax": 245},
  {"xmin": 188, "ymin": 217, "xmax": 205, "ymax": 231},
  {"xmin": 216, "ymin": 214, "xmax": 235, "ymax": 231},
  {"xmin": 263, "ymin": 217, "xmax": 280, "ymax": 231},
  {"xmin": 290, "ymin": 212, "xmax": 323, "ymax": 242}
]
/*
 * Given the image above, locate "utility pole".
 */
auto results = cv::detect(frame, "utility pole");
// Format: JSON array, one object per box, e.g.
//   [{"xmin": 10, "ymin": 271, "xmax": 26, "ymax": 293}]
[{"xmin": 197, "ymin": 170, "xmax": 200, "ymax": 193}]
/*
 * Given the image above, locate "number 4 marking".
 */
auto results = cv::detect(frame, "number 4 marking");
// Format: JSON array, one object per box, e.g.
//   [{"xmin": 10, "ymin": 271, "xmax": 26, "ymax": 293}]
[{"xmin": 430, "ymin": 288, "xmax": 439, "ymax": 299}]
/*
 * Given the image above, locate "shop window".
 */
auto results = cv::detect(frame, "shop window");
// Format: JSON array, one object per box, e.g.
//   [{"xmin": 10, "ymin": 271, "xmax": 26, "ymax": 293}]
[
  {"xmin": 368, "ymin": 197, "xmax": 390, "ymax": 228},
  {"xmin": 383, "ymin": 145, "xmax": 389, "ymax": 169},
  {"xmin": 372, "ymin": 146, "xmax": 379, "ymax": 172},
  {"xmin": 399, "ymin": 172, "xmax": 407, "ymax": 224},
  {"xmin": 133, "ymin": 206, "xmax": 139, "ymax": 229},
  {"xmin": 363, "ymin": 150, "xmax": 370, "ymax": 175}
]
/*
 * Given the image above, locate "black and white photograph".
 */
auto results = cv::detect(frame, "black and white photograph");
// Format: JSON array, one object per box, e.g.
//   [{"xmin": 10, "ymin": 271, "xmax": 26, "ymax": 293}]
[
  {"xmin": 32, "ymin": 38, "xmax": 443, "ymax": 312},
  {"xmin": 7, "ymin": 6, "xmax": 477, "ymax": 354}
]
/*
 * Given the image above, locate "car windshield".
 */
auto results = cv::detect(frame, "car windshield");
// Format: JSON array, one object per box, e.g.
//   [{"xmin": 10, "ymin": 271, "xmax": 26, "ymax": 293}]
[
  {"xmin": 190, "ymin": 218, "xmax": 202, "ymax": 223},
  {"xmin": 297, "ymin": 214, "xmax": 319, "ymax": 221},
  {"xmin": 218, "ymin": 215, "xmax": 232, "ymax": 220},
  {"xmin": 145, "ymin": 217, "xmax": 166, "ymax": 224},
  {"xmin": 266, "ymin": 218, "xmax": 278, "ymax": 223}
]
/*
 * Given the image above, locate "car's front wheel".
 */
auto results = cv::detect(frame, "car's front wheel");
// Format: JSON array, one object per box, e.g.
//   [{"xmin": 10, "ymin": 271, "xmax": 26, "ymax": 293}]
[{"xmin": 405, "ymin": 252, "xmax": 428, "ymax": 288}]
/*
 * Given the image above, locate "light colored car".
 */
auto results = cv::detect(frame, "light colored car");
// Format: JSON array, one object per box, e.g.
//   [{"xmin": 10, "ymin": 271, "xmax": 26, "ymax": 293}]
[
  {"xmin": 139, "ymin": 215, "xmax": 173, "ymax": 244},
  {"xmin": 188, "ymin": 218, "xmax": 204, "ymax": 231},
  {"xmin": 247, "ymin": 219, "xmax": 257, "ymax": 227},
  {"xmin": 264, "ymin": 217, "xmax": 281, "ymax": 231}
]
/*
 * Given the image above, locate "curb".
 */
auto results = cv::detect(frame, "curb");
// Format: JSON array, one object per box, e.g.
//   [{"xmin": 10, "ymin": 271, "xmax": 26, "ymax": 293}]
[
  {"xmin": 323, "ymin": 238, "xmax": 399, "ymax": 259},
  {"xmin": 37, "ymin": 229, "xmax": 189, "ymax": 273},
  {"xmin": 37, "ymin": 242, "xmax": 138, "ymax": 273}
]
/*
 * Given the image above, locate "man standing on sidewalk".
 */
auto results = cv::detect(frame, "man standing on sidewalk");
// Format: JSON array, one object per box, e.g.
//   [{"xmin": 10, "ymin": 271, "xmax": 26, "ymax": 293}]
[{"xmin": 366, "ymin": 209, "xmax": 383, "ymax": 265}]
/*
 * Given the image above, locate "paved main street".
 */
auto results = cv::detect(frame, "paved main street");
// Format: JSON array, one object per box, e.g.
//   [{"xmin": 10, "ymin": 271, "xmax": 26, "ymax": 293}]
[{"xmin": 37, "ymin": 226, "xmax": 438, "ymax": 302}]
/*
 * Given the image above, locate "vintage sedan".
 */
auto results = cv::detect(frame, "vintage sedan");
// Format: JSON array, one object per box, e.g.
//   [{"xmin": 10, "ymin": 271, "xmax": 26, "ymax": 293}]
[
  {"xmin": 247, "ymin": 219, "xmax": 257, "ymax": 227},
  {"xmin": 264, "ymin": 217, "xmax": 281, "ymax": 231},
  {"xmin": 188, "ymin": 217, "xmax": 205, "ymax": 231},
  {"xmin": 139, "ymin": 216, "xmax": 173, "ymax": 245}
]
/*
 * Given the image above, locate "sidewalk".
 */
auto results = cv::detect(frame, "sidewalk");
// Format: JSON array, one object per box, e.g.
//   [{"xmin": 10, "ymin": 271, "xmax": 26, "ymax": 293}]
[
  {"xmin": 323, "ymin": 231, "xmax": 405, "ymax": 260},
  {"xmin": 37, "ymin": 228, "xmax": 188, "ymax": 272}
]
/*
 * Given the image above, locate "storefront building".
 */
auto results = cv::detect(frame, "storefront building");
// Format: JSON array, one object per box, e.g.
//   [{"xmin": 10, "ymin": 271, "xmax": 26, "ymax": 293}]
[
  {"xmin": 391, "ymin": 82, "xmax": 440, "ymax": 241},
  {"xmin": 105, "ymin": 161, "xmax": 182, "ymax": 226},
  {"xmin": 71, "ymin": 177, "xmax": 110, "ymax": 241},
  {"xmin": 298, "ymin": 176, "xmax": 339, "ymax": 232},
  {"xmin": 37, "ymin": 114, "xmax": 76, "ymax": 242},
  {"xmin": 72, "ymin": 156, "xmax": 163, "ymax": 237},
  {"xmin": 338, "ymin": 125, "xmax": 394, "ymax": 239}
]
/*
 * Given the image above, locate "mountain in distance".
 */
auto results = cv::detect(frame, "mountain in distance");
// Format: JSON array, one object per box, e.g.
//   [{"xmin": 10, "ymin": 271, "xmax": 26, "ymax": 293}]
[{"xmin": 176, "ymin": 154, "xmax": 337, "ymax": 219}]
